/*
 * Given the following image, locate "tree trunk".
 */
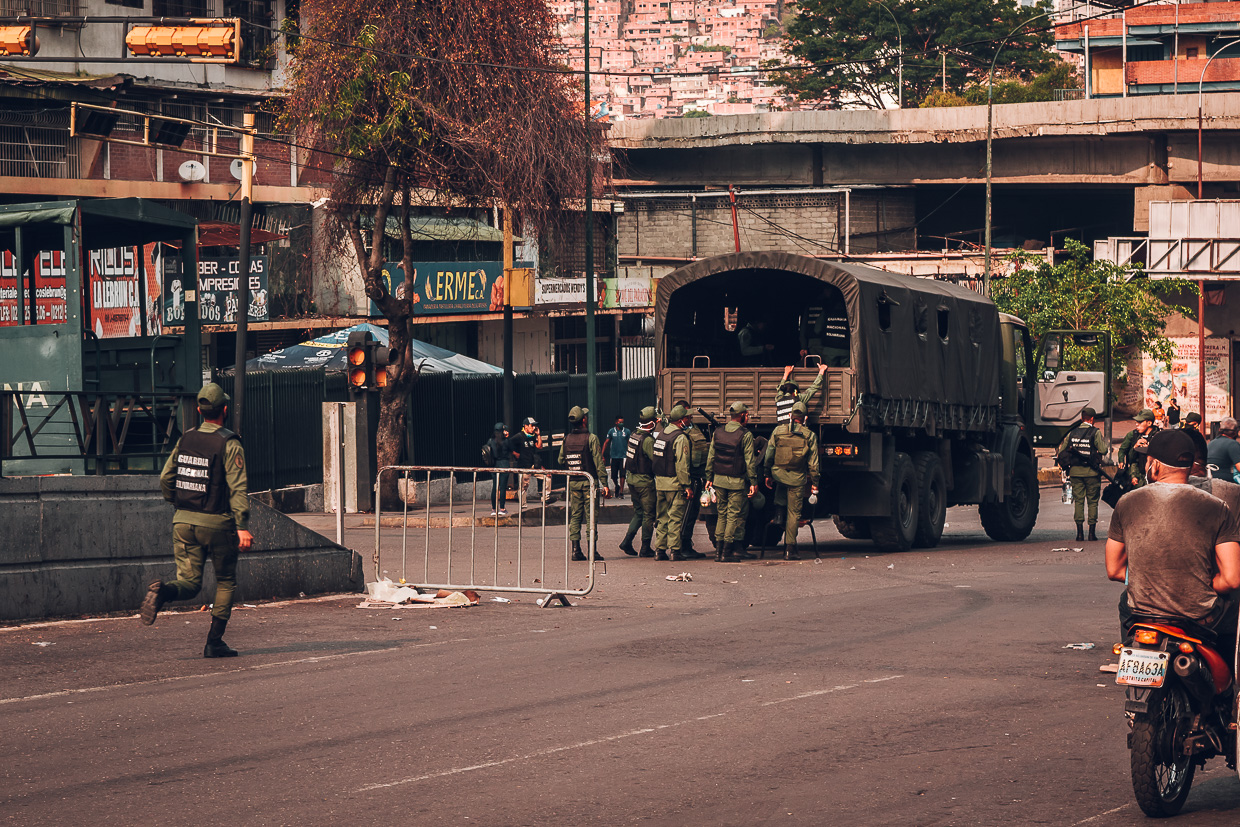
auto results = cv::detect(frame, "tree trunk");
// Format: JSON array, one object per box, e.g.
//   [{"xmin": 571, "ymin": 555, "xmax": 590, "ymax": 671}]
[{"xmin": 375, "ymin": 380, "xmax": 410, "ymax": 509}]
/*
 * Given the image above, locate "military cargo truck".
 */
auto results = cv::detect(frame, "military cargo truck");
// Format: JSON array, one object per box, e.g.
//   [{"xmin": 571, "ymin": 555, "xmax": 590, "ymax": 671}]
[{"xmin": 656, "ymin": 252, "xmax": 1108, "ymax": 552}]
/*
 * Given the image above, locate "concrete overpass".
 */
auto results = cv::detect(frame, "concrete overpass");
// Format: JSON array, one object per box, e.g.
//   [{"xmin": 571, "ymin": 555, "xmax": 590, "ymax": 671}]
[{"xmin": 608, "ymin": 94, "xmax": 1240, "ymax": 254}]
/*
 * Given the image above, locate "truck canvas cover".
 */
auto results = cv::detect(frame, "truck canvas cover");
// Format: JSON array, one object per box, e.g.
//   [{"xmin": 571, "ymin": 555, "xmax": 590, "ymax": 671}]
[{"xmin": 655, "ymin": 252, "xmax": 1002, "ymax": 423}]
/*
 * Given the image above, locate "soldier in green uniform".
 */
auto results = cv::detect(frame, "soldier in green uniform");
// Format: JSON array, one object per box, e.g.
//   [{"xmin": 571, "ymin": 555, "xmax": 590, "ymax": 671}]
[
  {"xmin": 1118, "ymin": 409, "xmax": 1158, "ymax": 488},
  {"xmin": 674, "ymin": 398, "xmax": 709, "ymax": 560},
  {"xmin": 764, "ymin": 401, "xmax": 820, "ymax": 560},
  {"xmin": 653, "ymin": 404, "xmax": 693, "ymax": 562},
  {"xmin": 558, "ymin": 405, "xmax": 609, "ymax": 561},
  {"xmin": 619, "ymin": 406, "xmax": 659, "ymax": 557},
  {"xmin": 706, "ymin": 401, "xmax": 759, "ymax": 562},
  {"xmin": 775, "ymin": 362, "xmax": 828, "ymax": 423},
  {"xmin": 1057, "ymin": 406, "xmax": 1108, "ymax": 542},
  {"xmin": 142, "ymin": 383, "xmax": 253, "ymax": 658}
]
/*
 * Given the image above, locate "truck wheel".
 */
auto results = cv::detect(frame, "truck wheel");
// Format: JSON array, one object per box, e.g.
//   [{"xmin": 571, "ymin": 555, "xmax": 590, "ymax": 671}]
[
  {"xmin": 871, "ymin": 452, "xmax": 919, "ymax": 552},
  {"xmin": 979, "ymin": 453, "xmax": 1040, "ymax": 542},
  {"xmin": 833, "ymin": 515, "xmax": 871, "ymax": 540},
  {"xmin": 912, "ymin": 452, "xmax": 947, "ymax": 548}
]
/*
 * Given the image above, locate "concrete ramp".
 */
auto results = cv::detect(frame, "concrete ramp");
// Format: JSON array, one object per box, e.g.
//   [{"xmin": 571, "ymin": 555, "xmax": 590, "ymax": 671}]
[{"xmin": 0, "ymin": 476, "xmax": 362, "ymax": 622}]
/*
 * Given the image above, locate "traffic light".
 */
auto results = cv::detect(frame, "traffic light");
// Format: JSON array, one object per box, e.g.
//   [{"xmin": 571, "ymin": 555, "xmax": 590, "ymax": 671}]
[
  {"xmin": 125, "ymin": 21, "xmax": 239, "ymax": 62},
  {"xmin": 346, "ymin": 330, "xmax": 392, "ymax": 390},
  {"xmin": 0, "ymin": 26, "xmax": 39, "ymax": 57}
]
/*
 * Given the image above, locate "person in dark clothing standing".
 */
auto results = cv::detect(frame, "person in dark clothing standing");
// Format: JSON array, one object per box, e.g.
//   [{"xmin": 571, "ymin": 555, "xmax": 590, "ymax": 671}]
[
  {"xmin": 603, "ymin": 415, "xmax": 632, "ymax": 498},
  {"xmin": 144, "ymin": 383, "xmax": 253, "ymax": 658},
  {"xmin": 484, "ymin": 422, "xmax": 514, "ymax": 516},
  {"xmin": 1166, "ymin": 397, "xmax": 1181, "ymax": 428},
  {"xmin": 514, "ymin": 416, "xmax": 547, "ymax": 507},
  {"xmin": 1207, "ymin": 417, "xmax": 1240, "ymax": 483}
]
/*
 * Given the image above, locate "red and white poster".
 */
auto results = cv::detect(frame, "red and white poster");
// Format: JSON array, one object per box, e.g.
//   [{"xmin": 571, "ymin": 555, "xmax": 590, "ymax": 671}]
[
  {"xmin": 0, "ymin": 250, "xmax": 67, "ymax": 327},
  {"xmin": 86, "ymin": 245, "xmax": 164, "ymax": 338}
]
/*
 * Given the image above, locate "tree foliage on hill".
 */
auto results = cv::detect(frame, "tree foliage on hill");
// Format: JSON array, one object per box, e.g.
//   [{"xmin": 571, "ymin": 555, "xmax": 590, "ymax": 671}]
[
  {"xmin": 991, "ymin": 240, "xmax": 1196, "ymax": 373},
  {"xmin": 920, "ymin": 61, "xmax": 1079, "ymax": 107},
  {"xmin": 280, "ymin": 0, "xmax": 601, "ymax": 499},
  {"xmin": 772, "ymin": 0, "xmax": 1057, "ymax": 109}
]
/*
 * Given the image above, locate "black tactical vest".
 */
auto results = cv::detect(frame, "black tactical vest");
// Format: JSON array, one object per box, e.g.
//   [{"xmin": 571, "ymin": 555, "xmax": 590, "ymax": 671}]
[
  {"xmin": 562, "ymin": 430, "xmax": 596, "ymax": 477},
  {"xmin": 1067, "ymin": 424, "xmax": 1100, "ymax": 466},
  {"xmin": 173, "ymin": 427, "xmax": 234, "ymax": 515},
  {"xmin": 820, "ymin": 313, "xmax": 848, "ymax": 348},
  {"xmin": 625, "ymin": 429, "xmax": 654, "ymax": 476},
  {"xmin": 711, "ymin": 425, "xmax": 747, "ymax": 477},
  {"xmin": 652, "ymin": 427, "xmax": 679, "ymax": 477}
]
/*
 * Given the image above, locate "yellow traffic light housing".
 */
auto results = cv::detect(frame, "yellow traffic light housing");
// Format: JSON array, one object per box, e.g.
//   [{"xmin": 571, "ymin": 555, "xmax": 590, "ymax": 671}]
[
  {"xmin": 125, "ymin": 20, "xmax": 240, "ymax": 63},
  {"xmin": 0, "ymin": 26, "xmax": 39, "ymax": 57}
]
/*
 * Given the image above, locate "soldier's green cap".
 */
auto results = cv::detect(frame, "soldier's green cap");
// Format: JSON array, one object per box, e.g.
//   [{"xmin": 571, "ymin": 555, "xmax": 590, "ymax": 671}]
[
  {"xmin": 639, "ymin": 406, "xmax": 658, "ymax": 423},
  {"xmin": 1185, "ymin": 411, "xmax": 1203, "ymax": 424},
  {"xmin": 1134, "ymin": 408, "xmax": 1155, "ymax": 423},
  {"xmin": 197, "ymin": 382, "xmax": 230, "ymax": 413},
  {"xmin": 779, "ymin": 379, "xmax": 800, "ymax": 392},
  {"xmin": 729, "ymin": 401, "xmax": 748, "ymax": 414},
  {"xmin": 568, "ymin": 405, "xmax": 589, "ymax": 423},
  {"xmin": 668, "ymin": 404, "xmax": 689, "ymax": 420},
  {"xmin": 1081, "ymin": 407, "xmax": 1097, "ymax": 419},
  {"xmin": 790, "ymin": 401, "xmax": 808, "ymax": 417}
]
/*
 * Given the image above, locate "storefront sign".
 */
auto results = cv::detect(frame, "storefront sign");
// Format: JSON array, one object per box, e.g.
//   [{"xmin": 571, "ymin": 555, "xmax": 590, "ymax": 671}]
[
  {"xmin": 534, "ymin": 277, "xmax": 588, "ymax": 305},
  {"xmin": 373, "ymin": 261, "xmax": 538, "ymax": 315},
  {"xmin": 0, "ymin": 250, "xmax": 67, "ymax": 327},
  {"xmin": 601, "ymin": 277, "xmax": 653, "ymax": 308},
  {"xmin": 162, "ymin": 255, "xmax": 269, "ymax": 326}
]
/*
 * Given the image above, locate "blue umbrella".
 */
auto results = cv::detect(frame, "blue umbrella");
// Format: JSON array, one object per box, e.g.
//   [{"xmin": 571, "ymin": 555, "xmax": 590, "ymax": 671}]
[{"xmin": 247, "ymin": 322, "xmax": 502, "ymax": 374}]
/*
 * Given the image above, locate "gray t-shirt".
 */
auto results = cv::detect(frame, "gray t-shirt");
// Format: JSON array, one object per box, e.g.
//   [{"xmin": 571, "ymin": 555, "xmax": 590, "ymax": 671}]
[
  {"xmin": 1109, "ymin": 481, "xmax": 1240, "ymax": 621},
  {"xmin": 1189, "ymin": 475, "xmax": 1240, "ymax": 514},
  {"xmin": 1207, "ymin": 435, "xmax": 1240, "ymax": 480}
]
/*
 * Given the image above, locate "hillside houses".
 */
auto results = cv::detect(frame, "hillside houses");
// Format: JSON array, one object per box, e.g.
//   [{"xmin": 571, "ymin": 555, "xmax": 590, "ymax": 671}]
[{"xmin": 556, "ymin": 0, "xmax": 799, "ymax": 119}]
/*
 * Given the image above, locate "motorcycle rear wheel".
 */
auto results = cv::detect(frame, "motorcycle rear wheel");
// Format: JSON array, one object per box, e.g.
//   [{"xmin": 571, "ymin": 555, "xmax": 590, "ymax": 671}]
[{"xmin": 1130, "ymin": 686, "xmax": 1196, "ymax": 817}]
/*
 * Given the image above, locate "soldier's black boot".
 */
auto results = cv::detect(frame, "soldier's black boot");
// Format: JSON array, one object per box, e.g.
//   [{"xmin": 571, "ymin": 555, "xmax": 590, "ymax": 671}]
[
  {"xmin": 1088, "ymin": 524, "xmax": 1098, "ymax": 542},
  {"xmin": 655, "ymin": 548, "xmax": 669, "ymax": 561},
  {"xmin": 140, "ymin": 580, "xmax": 176, "ymax": 626},
  {"xmin": 715, "ymin": 540, "xmax": 725, "ymax": 562},
  {"xmin": 639, "ymin": 541, "xmax": 655, "ymax": 558},
  {"xmin": 571, "ymin": 541, "xmax": 587, "ymax": 562},
  {"xmin": 785, "ymin": 543, "xmax": 799, "ymax": 561},
  {"xmin": 1075, "ymin": 522, "xmax": 1085, "ymax": 542},
  {"xmin": 724, "ymin": 541, "xmax": 743, "ymax": 563},
  {"xmin": 619, "ymin": 532, "xmax": 638, "ymax": 556},
  {"xmin": 203, "ymin": 617, "xmax": 238, "ymax": 658}
]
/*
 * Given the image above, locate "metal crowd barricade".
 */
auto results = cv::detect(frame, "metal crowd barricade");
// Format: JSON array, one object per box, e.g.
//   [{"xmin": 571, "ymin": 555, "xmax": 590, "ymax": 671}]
[{"xmin": 374, "ymin": 464, "xmax": 599, "ymax": 608}]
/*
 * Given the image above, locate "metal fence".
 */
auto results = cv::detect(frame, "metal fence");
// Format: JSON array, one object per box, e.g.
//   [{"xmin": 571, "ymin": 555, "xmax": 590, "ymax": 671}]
[{"xmin": 375, "ymin": 464, "xmax": 599, "ymax": 607}]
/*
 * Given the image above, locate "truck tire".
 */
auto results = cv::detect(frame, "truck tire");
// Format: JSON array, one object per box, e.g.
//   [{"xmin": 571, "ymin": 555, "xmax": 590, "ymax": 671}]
[
  {"xmin": 979, "ymin": 453, "xmax": 1040, "ymax": 542},
  {"xmin": 833, "ymin": 515, "xmax": 871, "ymax": 540},
  {"xmin": 912, "ymin": 452, "xmax": 947, "ymax": 548},
  {"xmin": 870, "ymin": 452, "xmax": 919, "ymax": 552}
]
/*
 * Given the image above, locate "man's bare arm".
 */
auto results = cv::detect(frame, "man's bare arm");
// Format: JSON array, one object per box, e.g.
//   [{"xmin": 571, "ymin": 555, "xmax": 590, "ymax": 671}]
[
  {"xmin": 1105, "ymin": 538, "xmax": 1128, "ymax": 582},
  {"xmin": 1213, "ymin": 540, "xmax": 1240, "ymax": 593}
]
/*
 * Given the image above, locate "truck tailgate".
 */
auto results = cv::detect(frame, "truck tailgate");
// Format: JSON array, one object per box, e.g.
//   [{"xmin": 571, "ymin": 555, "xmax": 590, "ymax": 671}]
[{"xmin": 660, "ymin": 368, "xmax": 856, "ymax": 427}]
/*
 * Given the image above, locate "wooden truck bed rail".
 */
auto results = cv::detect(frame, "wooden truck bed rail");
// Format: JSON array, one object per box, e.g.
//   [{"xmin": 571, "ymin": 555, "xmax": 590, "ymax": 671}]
[{"xmin": 659, "ymin": 367, "xmax": 856, "ymax": 427}]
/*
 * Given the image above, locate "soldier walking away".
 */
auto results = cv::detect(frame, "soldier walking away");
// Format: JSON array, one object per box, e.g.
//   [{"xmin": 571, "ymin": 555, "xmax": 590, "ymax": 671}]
[
  {"xmin": 675, "ymin": 399, "xmax": 709, "ymax": 560},
  {"xmin": 764, "ymin": 401, "xmax": 820, "ymax": 560},
  {"xmin": 653, "ymin": 404, "xmax": 693, "ymax": 561},
  {"xmin": 775, "ymin": 363, "xmax": 828, "ymax": 424},
  {"xmin": 707, "ymin": 402, "xmax": 759, "ymax": 562},
  {"xmin": 1057, "ymin": 406, "xmax": 1108, "ymax": 541},
  {"xmin": 142, "ymin": 383, "xmax": 253, "ymax": 658},
  {"xmin": 1117, "ymin": 409, "xmax": 1158, "ymax": 488},
  {"xmin": 619, "ymin": 406, "xmax": 659, "ymax": 557},
  {"xmin": 602, "ymin": 414, "xmax": 632, "ymax": 498},
  {"xmin": 559, "ymin": 406, "xmax": 609, "ymax": 561}
]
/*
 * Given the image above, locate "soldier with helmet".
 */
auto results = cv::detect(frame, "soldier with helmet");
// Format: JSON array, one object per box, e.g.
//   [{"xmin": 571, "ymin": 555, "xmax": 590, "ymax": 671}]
[
  {"xmin": 558, "ymin": 406, "xmax": 609, "ymax": 561},
  {"xmin": 764, "ymin": 401, "xmax": 820, "ymax": 560},
  {"xmin": 1057, "ymin": 406, "xmax": 1108, "ymax": 541},
  {"xmin": 775, "ymin": 362, "xmax": 828, "ymax": 424},
  {"xmin": 706, "ymin": 401, "xmax": 759, "ymax": 562},
  {"xmin": 143, "ymin": 382, "xmax": 253, "ymax": 658},
  {"xmin": 619, "ymin": 406, "xmax": 659, "ymax": 557},
  {"xmin": 653, "ymin": 404, "xmax": 694, "ymax": 561}
]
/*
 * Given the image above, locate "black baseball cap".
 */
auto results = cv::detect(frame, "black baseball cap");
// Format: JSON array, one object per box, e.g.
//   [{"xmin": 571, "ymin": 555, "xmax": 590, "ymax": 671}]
[
  {"xmin": 1182, "ymin": 426, "xmax": 1208, "ymax": 466},
  {"xmin": 1135, "ymin": 429, "xmax": 1196, "ymax": 469}
]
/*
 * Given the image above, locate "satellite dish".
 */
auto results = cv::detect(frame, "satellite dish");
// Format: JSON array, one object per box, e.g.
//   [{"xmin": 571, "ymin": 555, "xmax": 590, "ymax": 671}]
[
  {"xmin": 178, "ymin": 160, "xmax": 206, "ymax": 182},
  {"xmin": 230, "ymin": 158, "xmax": 255, "ymax": 181}
]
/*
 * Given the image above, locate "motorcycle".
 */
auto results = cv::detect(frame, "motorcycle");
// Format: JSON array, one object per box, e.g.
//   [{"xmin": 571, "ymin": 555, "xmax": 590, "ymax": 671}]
[{"xmin": 1115, "ymin": 615, "xmax": 1239, "ymax": 816}]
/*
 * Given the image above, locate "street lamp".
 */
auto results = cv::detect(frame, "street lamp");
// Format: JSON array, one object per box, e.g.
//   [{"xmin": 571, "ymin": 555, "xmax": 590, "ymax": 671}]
[
  {"xmin": 1197, "ymin": 38, "xmax": 1240, "ymax": 199},
  {"xmin": 984, "ymin": 8, "xmax": 1055, "ymax": 295},
  {"xmin": 873, "ymin": 0, "xmax": 903, "ymax": 109}
]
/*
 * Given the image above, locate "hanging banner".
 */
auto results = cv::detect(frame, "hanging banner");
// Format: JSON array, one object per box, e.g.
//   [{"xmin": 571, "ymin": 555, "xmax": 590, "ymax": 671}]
[
  {"xmin": 601, "ymin": 277, "xmax": 654, "ymax": 309},
  {"xmin": 0, "ymin": 250, "xmax": 68, "ymax": 327},
  {"xmin": 1126, "ymin": 337, "xmax": 1231, "ymax": 421},
  {"xmin": 88, "ymin": 247, "xmax": 143, "ymax": 338},
  {"xmin": 162, "ymin": 255, "xmax": 269, "ymax": 326}
]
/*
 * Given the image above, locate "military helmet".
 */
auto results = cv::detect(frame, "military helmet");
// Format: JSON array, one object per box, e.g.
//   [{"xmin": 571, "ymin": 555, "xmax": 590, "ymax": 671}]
[
  {"xmin": 668, "ymin": 404, "xmax": 689, "ymax": 421},
  {"xmin": 1080, "ymin": 407, "xmax": 1097, "ymax": 420},
  {"xmin": 639, "ymin": 405, "xmax": 658, "ymax": 423},
  {"xmin": 568, "ymin": 405, "xmax": 589, "ymax": 423},
  {"xmin": 750, "ymin": 489, "xmax": 766, "ymax": 511}
]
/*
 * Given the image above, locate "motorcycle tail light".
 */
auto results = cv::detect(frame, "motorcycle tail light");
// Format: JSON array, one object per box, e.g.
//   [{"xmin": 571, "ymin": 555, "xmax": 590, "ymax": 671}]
[
  {"xmin": 1112, "ymin": 643, "xmax": 1123, "ymax": 655},
  {"xmin": 1178, "ymin": 642, "xmax": 1194, "ymax": 654},
  {"xmin": 1134, "ymin": 629, "xmax": 1160, "ymax": 645}
]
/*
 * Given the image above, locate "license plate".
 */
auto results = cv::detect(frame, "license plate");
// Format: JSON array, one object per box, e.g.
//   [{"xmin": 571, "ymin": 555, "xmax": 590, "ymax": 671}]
[{"xmin": 1117, "ymin": 648, "xmax": 1169, "ymax": 687}]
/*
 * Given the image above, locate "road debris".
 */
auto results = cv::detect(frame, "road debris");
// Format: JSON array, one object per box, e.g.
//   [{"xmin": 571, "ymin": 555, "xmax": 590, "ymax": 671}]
[
  {"xmin": 31, "ymin": 641, "xmax": 54, "ymax": 647},
  {"xmin": 360, "ymin": 578, "xmax": 479, "ymax": 608},
  {"xmin": 665, "ymin": 572, "xmax": 693, "ymax": 582},
  {"xmin": 886, "ymin": 564, "xmax": 894, "ymax": 570},
  {"xmin": 683, "ymin": 593, "xmax": 698, "ymax": 597},
  {"xmin": 490, "ymin": 597, "xmax": 512, "ymax": 603},
  {"xmin": 1051, "ymin": 547, "xmax": 1084, "ymax": 553},
  {"xmin": 1063, "ymin": 643, "xmax": 1096, "ymax": 650}
]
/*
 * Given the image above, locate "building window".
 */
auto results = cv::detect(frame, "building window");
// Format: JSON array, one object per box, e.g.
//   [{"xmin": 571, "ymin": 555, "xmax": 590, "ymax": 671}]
[
  {"xmin": 152, "ymin": 0, "xmax": 214, "ymax": 14},
  {"xmin": 1, "ymin": 0, "xmax": 81, "ymax": 14},
  {"xmin": 1186, "ymin": 47, "xmax": 1199, "ymax": 59},
  {"xmin": 225, "ymin": 0, "xmax": 278, "ymax": 69}
]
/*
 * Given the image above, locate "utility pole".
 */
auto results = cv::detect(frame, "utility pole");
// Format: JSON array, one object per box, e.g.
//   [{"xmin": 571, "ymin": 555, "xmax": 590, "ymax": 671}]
[
  {"xmin": 503, "ymin": 207, "xmax": 515, "ymax": 430},
  {"xmin": 584, "ymin": 0, "xmax": 598, "ymax": 429},
  {"xmin": 231, "ymin": 108, "xmax": 255, "ymax": 434}
]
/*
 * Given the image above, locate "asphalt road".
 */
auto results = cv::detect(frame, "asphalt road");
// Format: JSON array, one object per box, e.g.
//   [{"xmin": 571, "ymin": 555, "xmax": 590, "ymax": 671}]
[{"xmin": 4, "ymin": 489, "xmax": 1240, "ymax": 826}]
